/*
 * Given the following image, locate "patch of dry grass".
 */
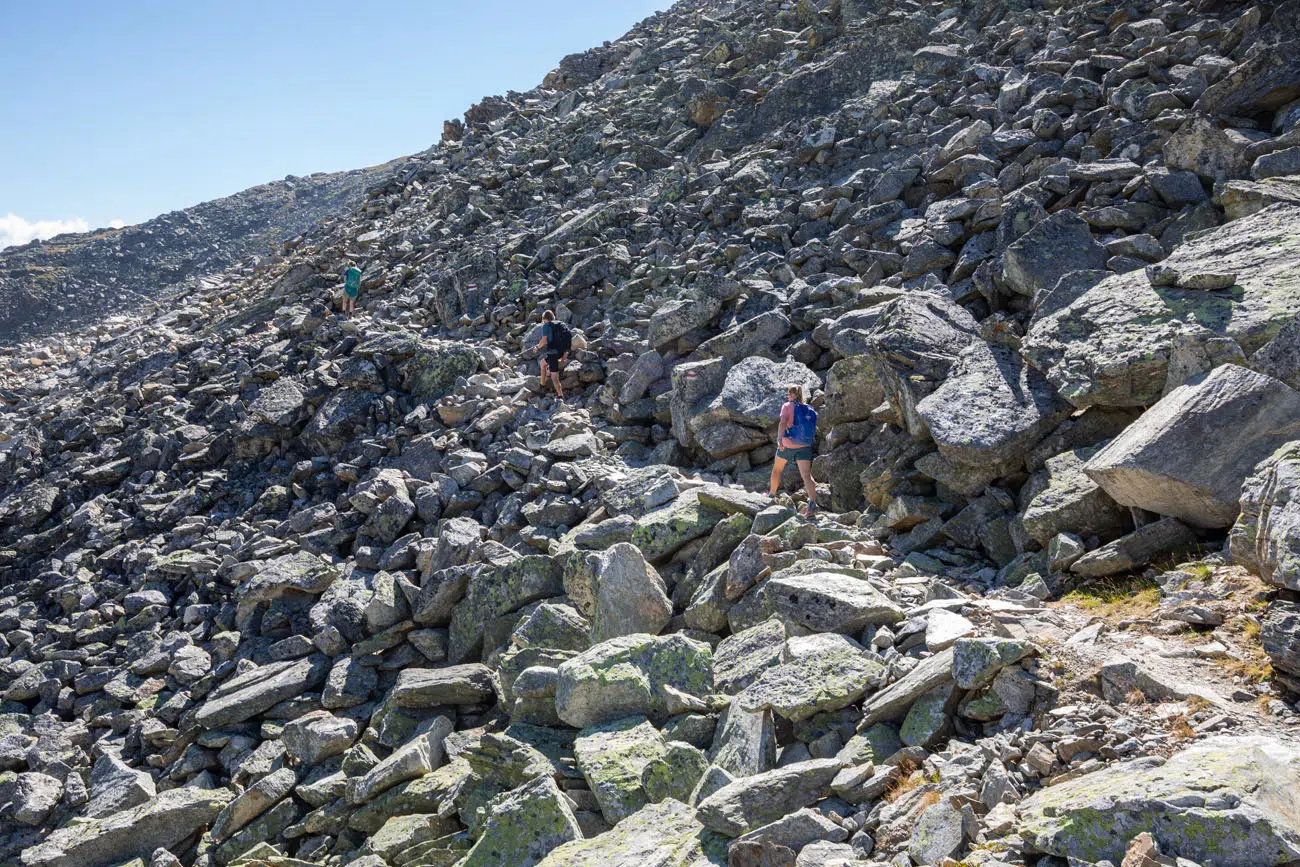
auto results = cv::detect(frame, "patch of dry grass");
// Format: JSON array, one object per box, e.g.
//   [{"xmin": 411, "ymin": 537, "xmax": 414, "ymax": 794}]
[
  {"xmin": 1217, "ymin": 654, "xmax": 1273, "ymax": 684},
  {"xmin": 1059, "ymin": 575, "xmax": 1161, "ymax": 622},
  {"xmin": 884, "ymin": 758, "xmax": 925, "ymax": 803},
  {"xmin": 1166, "ymin": 713, "xmax": 1196, "ymax": 741}
]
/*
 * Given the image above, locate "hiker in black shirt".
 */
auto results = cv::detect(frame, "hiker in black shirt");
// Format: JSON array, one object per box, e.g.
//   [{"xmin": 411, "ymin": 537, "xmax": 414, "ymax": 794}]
[{"xmin": 534, "ymin": 310, "xmax": 569, "ymax": 399}]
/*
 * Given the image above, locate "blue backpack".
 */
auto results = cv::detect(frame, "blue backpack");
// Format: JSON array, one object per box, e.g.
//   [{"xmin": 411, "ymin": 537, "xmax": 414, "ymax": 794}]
[{"xmin": 786, "ymin": 402, "xmax": 817, "ymax": 446}]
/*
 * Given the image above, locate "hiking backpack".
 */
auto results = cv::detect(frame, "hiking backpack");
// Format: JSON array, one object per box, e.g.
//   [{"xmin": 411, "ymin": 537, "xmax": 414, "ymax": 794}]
[
  {"xmin": 549, "ymin": 320, "xmax": 573, "ymax": 355},
  {"xmin": 786, "ymin": 402, "xmax": 817, "ymax": 446}
]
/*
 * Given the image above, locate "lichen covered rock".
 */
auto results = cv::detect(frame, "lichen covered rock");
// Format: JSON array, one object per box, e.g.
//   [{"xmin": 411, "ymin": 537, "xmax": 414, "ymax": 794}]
[{"xmin": 1017, "ymin": 735, "xmax": 1300, "ymax": 866}]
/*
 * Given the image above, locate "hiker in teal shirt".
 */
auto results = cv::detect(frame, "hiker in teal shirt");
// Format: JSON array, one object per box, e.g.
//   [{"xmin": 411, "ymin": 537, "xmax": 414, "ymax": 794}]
[{"xmin": 343, "ymin": 265, "xmax": 362, "ymax": 315}]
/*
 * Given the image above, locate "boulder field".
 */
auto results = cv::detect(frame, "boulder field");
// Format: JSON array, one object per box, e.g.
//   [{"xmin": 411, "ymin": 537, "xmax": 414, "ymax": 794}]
[{"xmin": 4, "ymin": 0, "xmax": 1300, "ymax": 865}]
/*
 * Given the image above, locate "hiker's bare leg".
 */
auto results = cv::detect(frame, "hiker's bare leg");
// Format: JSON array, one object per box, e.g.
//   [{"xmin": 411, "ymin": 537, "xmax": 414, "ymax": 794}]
[
  {"xmin": 539, "ymin": 360, "xmax": 550, "ymax": 392},
  {"xmin": 551, "ymin": 372, "xmax": 564, "ymax": 399},
  {"xmin": 769, "ymin": 457, "xmax": 787, "ymax": 498},
  {"xmin": 797, "ymin": 460, "xmax": 817, "ymax": 507}
]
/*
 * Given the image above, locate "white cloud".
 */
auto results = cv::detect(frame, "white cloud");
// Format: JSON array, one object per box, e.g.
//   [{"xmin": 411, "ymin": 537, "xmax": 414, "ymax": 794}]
[{"xmin": 0, "ymin": 213, "xmax": 127, "ymax": 250}]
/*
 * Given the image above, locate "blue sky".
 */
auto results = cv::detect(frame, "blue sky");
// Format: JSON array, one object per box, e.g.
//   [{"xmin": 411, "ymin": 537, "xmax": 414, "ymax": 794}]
[{"xmin": 0, "ymin": 1, "xmax": 669, "ymax": 247}]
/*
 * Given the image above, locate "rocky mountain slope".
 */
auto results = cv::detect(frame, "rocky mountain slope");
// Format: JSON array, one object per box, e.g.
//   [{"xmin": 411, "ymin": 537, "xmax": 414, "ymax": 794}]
[
  {"xmin": 3, "ymin": 0, "xmax": 1300, "ymax": 865},
  {"xmin": 0, "ymin": 161, "xmax": 407, "ymax": 343}
]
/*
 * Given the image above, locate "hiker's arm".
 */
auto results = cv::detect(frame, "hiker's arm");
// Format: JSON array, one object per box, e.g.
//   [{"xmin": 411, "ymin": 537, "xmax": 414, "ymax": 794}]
[{"xmin": 536, "ymin": 336, "xmax": 548, "ymax": 351}]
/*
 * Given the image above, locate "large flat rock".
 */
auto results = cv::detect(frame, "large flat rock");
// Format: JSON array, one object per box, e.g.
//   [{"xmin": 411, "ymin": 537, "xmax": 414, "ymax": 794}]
[
  {"xmin": 193, "ymin": 654, "xmax": 331, "ymax": 728},
  {"xmin": 1023, "ymin": 205, "xmax": 1300, "ymax": 408},
  {"xmin": 728, "ymin": 568, "xmax": 904, "ymax": 634},
  {"xmin": 1084, "ymin": 364, "xmax": 1300, "ymax": 527},
  {"xmin": 536, "ymin": 798, "xmax": 725, "ymax": 867},
  {"xmin": 1018, "ymin": 735, "xmax": 1300, "ymax": 866},
  {"xmin": 21, "ymin": 787, "xmax": 234, "ymax": 867},
  {"xmin": 737, "ymin": 637, "xmax": 884, "ymax": 723}
]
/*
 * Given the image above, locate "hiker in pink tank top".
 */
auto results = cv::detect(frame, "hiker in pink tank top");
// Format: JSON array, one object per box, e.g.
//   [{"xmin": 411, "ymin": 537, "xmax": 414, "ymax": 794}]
[{"xmin": 768, "ymin": 384, "xmax": 819, "ymax": 517}]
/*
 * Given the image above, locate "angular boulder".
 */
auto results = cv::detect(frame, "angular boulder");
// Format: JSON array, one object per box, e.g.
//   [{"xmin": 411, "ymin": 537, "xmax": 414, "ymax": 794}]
[
  {"xmin": 448, "ymin": 555, "xmax": 565, "ymax": 662},
  {"xmin": 857, "ymin": 292, "xmax": 981, "ymax": 437},
  {"xmin": 650, "ymin": 293, "xmax": 722, "ymax": 349},
  {"xmin": 1023, "ymin": 205, "xmax": 1300, "ymax": 408},
  {"xmin": 688, "ymin": 357, "xmax": 820, "ymax": 444},
  {"xmin": 1020, "ymin": 446, "xmax": 1130, "ymax": 547},
  {"xmin": 1231, "ymin": 441, "xmax": 1300, "ymax": 590},
  {"xmin": 536, "ymin": 798, "xmax": 724, "ymax": 867},
  {"xmin": 555, "ymin": 633, "xmax": 713, "ymax": 728},
  {"xmin": 390, "ymin": 664, "xmax": 497, "ymax": 707},
  {"xmin": 1084, "ymin": 365, "xmax": 1300, "ymax": 527},
  {"xmin": 1070, "ymin": 518, "xmax": 1199, "ymax": 577},
  {"xmin": 589, "ymin": 542, "xmax": 672, "ymax": 643},
  {"xmin": 1002, "ymin": 211, "xmax": 1108, "ymax": 299},
  {"xmin": 736, "ymin": 635, "xmax": 884, "ymax": 722},
  {"xmin": 21, "ymin": 787, "xmax": 234, "ymax": 867},
  {"xmin": 696, "ymin": 758, "xmax": 842, "ymax": 837},
  {"xmin": 1018, "ymin": 736, "xmax": 1300, "ymax": 866},
  {"xmin": 859, "ymin": 647, "xmax": 954, "ymax": 728},
  {"xmin": 823, "ymin": 355, "xmax": 884, "ymax": 426},
  {"xmin": 574, "ymin": 716, "xmax": 668, "ymax": 823},
  {"xmin": 917, "ymin": 341, "xmax": 1071, "ymax": 473},
  {"xmin": 713, "ymin": 618, "xmax": 788, "ymax": 695},
  {"xmin": 459, "ymin": 775, "xmax": 582, "ymax": 867},
  {"xmin": 729, "ymin": 568, "xmax": 904, "ymax": 634},
  {"xmin": 629, "ymin": 491, "xmax": 726, "ymax": 563},
  {"xmin": 193, "ymin": 654, "xmax": 331, "ymax": 728}
]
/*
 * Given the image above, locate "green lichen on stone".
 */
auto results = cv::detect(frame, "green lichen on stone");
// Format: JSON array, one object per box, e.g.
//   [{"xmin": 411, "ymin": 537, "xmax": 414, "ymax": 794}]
[
  {"xmin": 838, "ymin": 723, "xmax": 904, "ymax": 765},
  {"xmin": 575, "ymin": 716, "xmax": 669, "ymax": 823},
  {"xmin": 536, "ymin": 798, "xmax": 723, "ymax": 867},
  {"xmin": 459, "ymin": 775, "xmax": 581, "ymax": 867},
  {"xmin": 556, "ymin": 633, "xmax": 714, "ymax": 728},
  {"xmin": 403, "ymin": 344, "xmax": 479, "ymax": 398},
  {"xmin": 1017, "ymin": 735, "xmax": 1300, "ymax": 866},
  {"xmin": 630, "ymin": 495, "xmax": 726, "ymax": 562},
  {"xmin": 900, "ymin": 687, "xmax": 953, "ymax": 748},
  {"xmin": 449, "ymin": 555, "xmax": 565, "ymax": 662}
]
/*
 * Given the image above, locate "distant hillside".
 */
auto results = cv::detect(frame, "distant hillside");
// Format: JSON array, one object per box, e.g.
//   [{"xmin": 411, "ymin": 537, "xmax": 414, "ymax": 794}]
[{"xmin": 0, "ymin": 161, "xmax": 406, "ymax": 341}]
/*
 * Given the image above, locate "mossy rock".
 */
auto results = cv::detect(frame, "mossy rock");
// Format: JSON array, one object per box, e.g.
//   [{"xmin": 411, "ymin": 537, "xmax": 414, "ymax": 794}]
[{"xmin": 1018, "ymin": 735, "xmax": 1300, "ymax": 866}]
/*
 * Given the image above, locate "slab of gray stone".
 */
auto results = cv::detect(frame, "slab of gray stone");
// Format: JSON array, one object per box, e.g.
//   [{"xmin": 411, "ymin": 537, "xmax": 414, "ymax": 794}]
[
  {"xmin": 729, "ymin": 569, "xmax": 905, "ymax": 635},
  {"xmin": 555, "ymin": 633, "xmax": 713, "ymax": 728},
  {"xmin": 1024, "ymin": 205, "xmax": 1300, "ymax": 409},
  {"xmin": 696, "ymin": 758, "xmax": 842, "ymax": 837},
  {"xmin": 1084, "ymin": 365, "xmax": 1300, "ymax": 527},
  {"xmin": 21, "ymin": 787, "xmax": 235, "ymax": 867},
  {"xmin": 390, "ymin": 664, "xmax": 497, "ymax": 707},
  {"xmin": 1070, "ymin": 518, "xmax": 1199, "ymax": 577},
  {"xmin": 917, "ymin": 341, "xmax": 1071, "ymax": 473},
  {"xmin": 193, "ymin": 654, "xmax": 331, "ymax": 728},
  {"xmin": 858, "ymin": 647, "xmax": 954, "ymax": 728},
  {"xmin": 1018, "ymin": 735, "xmax": 1300, "ymax": 866},
  {"xmin": 1003, "ymin": 211, "xmax": 1109, "ymax": 299},
  {"xmin": 737, "ymin": 635, "xmax": 884, "ymax": 722},
  {"xmin": 1232, "ymin": 441, "xmax": 1300, "ymax": 590},
  {"xmin": 713, "ymin": 618, "xmax": 788, "ymax": 695}
]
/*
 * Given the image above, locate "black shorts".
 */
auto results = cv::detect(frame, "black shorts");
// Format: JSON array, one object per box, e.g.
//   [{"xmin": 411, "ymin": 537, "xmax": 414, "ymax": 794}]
[
  {"xmin": 777, "ymin": 444, "xmax": 814, "ymax": 462},
  {"xmin": 545, "ymin": 352, "xmax": 562, "ymax": 369}
]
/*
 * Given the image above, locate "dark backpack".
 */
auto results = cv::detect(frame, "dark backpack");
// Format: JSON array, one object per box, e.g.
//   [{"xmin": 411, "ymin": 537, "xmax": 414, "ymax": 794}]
[
  {"xmin": 786, "ymin": 402, "xmax": 817, "ymax": 446},
  {"xmin": 549, "ymin": 321, "xmax": 572, "ymax": 355}
]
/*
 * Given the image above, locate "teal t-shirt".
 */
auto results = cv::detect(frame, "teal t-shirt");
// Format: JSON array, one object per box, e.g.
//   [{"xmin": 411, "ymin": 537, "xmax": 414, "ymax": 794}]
[{"xmin": 344, "ymin": 267, "xmax": 362, "ymax": 296}]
